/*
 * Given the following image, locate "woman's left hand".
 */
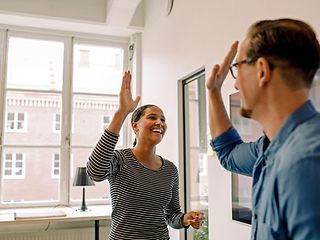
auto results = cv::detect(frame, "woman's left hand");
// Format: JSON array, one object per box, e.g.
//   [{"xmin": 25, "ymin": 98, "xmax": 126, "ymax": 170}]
[{"xmin": 183, "ymin": 211, "xmax": 204, "ymax": 229}]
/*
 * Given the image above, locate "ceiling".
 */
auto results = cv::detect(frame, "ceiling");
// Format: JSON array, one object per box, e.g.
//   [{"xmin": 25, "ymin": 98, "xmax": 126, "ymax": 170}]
[{"xmin": 0, "ymin": 0, "xmax": 145, "ymax": 37}]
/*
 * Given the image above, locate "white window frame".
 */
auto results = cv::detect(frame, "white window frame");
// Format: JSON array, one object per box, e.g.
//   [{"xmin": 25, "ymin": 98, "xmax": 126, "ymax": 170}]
[
  {"xmin": 3, "ymin": 152, "xmax": 26, "ymax": 179},
  {"xmin": 0, "ymin": 27, "xmax": 134, "ymax": 209}
]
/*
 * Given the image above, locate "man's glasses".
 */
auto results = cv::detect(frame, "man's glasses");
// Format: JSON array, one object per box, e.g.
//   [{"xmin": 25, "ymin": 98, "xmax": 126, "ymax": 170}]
[{"xmin": 229, "ymin": 57, "xmax": 258, "ymax": 79}]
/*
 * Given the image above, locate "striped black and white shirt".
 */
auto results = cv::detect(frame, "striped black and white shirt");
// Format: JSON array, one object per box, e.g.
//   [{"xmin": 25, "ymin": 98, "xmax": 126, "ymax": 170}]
[{"xmin": 87, "ymin": 130, "xmax": 185, "ymax": 240}]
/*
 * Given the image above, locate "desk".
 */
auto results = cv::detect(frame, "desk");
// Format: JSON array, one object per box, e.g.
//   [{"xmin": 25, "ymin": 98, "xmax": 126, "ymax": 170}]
[{"xmin": 0, "ymin": 205, "xmax": 111, "ymax": 240}]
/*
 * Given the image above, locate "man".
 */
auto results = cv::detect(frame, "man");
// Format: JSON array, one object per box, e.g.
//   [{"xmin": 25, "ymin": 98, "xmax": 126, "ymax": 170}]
[{"xmin": 207, "ymin": 19, "xmax": 320, "ymax": 239}]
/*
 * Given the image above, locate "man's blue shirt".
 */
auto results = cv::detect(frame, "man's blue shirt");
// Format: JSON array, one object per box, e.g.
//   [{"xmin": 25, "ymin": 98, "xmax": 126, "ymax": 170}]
[{"xmin": 210, "ymin": 100, "xmax": 320, "ymax": 240}]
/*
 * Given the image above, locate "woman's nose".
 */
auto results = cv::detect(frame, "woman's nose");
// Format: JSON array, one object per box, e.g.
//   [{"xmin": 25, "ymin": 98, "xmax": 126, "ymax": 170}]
[{"xmin": 155, "ymin": 119, "xmax": 162, "ymax": 125}]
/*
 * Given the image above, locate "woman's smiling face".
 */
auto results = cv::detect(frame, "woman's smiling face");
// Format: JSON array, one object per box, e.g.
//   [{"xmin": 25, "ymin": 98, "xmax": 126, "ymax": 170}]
[{"xmin": 132, "ymin": 106, "xmax": 167, "ymax": 145}]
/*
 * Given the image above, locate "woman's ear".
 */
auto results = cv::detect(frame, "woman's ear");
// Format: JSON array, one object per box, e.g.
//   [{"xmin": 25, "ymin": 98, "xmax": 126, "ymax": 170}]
[
  {"xmin": 257, "ymin": 57, "xmax": 272, "ymax": 87},
  {"xmin": 131, "ymin": 122, "xmax": 138, "ymax": 134}
]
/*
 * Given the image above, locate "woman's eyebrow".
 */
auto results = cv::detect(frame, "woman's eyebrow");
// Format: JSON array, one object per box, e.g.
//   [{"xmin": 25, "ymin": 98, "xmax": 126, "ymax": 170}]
[{"xmin": 146, "ymin": 113, "xmax": 165, "ymax": 119}]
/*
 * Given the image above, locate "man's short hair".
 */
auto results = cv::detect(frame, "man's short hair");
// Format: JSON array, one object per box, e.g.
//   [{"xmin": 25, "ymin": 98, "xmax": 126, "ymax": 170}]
[{"xmin": 247, "ymin": 18, "xmax": 320, "ymax": 88}]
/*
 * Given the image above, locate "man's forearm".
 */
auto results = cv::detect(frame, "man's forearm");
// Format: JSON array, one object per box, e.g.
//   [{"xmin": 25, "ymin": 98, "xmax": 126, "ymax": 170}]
[{"xmin": 208, "ymin": 90, "xmax": 232, "ymax": 138}]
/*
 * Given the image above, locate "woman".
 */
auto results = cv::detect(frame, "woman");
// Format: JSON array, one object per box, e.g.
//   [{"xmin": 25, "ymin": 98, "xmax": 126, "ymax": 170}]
[{"xmin": 87, "ymin": 71, "xmax": 203, "ymax": 240}]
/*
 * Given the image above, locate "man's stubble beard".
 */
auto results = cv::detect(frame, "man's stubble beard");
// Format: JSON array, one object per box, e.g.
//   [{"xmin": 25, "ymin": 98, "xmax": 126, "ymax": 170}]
[{"xmin": 240, "ymin": 107, "xmax": 253, "ymax": 119}]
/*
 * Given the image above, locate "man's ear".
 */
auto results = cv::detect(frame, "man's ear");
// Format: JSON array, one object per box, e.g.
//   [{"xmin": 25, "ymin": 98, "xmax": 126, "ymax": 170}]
[{"xmin": 257, "ymin": 57, "xmax": 272, "ymax": 87}]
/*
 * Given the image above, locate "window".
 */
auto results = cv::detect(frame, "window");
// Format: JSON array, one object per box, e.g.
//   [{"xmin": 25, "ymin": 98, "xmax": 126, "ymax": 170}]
[
  {"xmin": 3, "ymin": 153, "xmax": 25, "ymax": 179},
  {"xmin": 53, "ymin": 113, "xmax": 74, "ymax": 133},
  {"xmin": 0, "ymin": 29, "xmax": 130, "ymax": 208},
  {"xmin": 101, "ymin": 115, "xmax": 111, "ymax": 133},
  {"xmin": 70, "ymin": 42, "xmax": 125, "ymax": 204},
  {"xmin": 101, "ymin": 115, "xmax": 125, "ymax": 147},
  {"xmin": 6, "ymin": 112, "xmax": 27, "ymax": 132},
  {"xmin": 79, "ymin": 49, "xmax": 90, "ymax": 68},
  {"xmin": 52, "ymin": 153, "xmax": 60, "ymax": 178},
  {"xmin": 53, "ymin": 113, "xmax": 61, "ymax": 132}
]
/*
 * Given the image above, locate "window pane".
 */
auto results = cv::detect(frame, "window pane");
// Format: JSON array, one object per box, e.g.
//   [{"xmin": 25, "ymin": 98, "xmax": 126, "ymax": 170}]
[
  {"xmin": 71, "ymin": 43, "xmax": 125, "ymax": 205},
  {"xmin": 6, "ymin": 37, "xmax": 64, "ymax": 91},
  {"xmin": 16, "ymin": 161, "xmax": 23, "ymax": 168},
  {"xmin": 5, "ymin": 162, "xmax": 12, "ymax": 168},
  {"xmin": 72, "ymin": 94, "xmax": 118, "ymax": 146},
  {"xmin": 6, "ymin": 113, "xmax": 15, "ymax": 130},
  {"xmin": 8, "ymin": 113, "xmax": 14, "ymax": 120},
  {"xmin": 2, "ymin": 148, "xmax": 60, "ymax": 203},
  {"xmin": 73, "ymin": 44, "xmax": 123, "ymax": 94},
  {"xmin": 4, "ymin": 91, "xmax": 62, "ymax": 145},
  {"xmin": 1, "ymin": 36, "xmax": 64, "ymax": 206},
  {"xmin": 181, "ymin": 71, "xmax": 209, "ymax": 240}
]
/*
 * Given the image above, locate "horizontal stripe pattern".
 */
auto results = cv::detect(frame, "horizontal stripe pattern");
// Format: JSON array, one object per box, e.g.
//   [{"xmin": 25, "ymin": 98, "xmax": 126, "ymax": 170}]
[{"xmin": 87, "ymin": 130, "xmax": 184, "ymax": 240}]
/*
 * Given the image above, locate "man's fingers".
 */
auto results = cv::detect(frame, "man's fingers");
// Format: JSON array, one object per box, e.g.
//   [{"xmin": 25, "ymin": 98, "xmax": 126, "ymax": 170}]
[
  {"xmin": 218, "ymin": 41, "xmax": 238, "ymax": 80},
  {"xmin": 221, "ymin": 41, "xmax": 238, "ymax": 70},
  {"xmin": 207, "ymin": 64, "xmax": 220, "ymax": 89}
]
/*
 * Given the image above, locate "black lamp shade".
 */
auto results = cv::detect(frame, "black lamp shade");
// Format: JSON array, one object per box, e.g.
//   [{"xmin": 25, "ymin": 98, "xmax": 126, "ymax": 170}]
[
  {"xmin": 73, "ymin": 167, "xmax": 95, "ymax": 212},
  {"xmin": 73, "ymin": 167, "xmax": 95, "ymax": 186}
]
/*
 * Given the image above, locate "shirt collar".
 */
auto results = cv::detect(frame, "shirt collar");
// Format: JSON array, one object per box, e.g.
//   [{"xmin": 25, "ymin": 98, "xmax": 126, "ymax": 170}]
[{"xmin": 266, "ymin": 100, "xmax": 317, "ymax": 154}]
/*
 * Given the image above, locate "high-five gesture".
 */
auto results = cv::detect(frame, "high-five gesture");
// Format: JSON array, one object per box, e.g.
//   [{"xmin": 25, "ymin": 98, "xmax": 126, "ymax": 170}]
[
  {"xmin": 206, "ymin": 41, "xmax": 238, "ymax": 92},
  {"xmin": 206, "ymin": 42, "xmax": 238, "ymax": 137},
  {"xmin": 107, "ymin": 70, "xmax": 141, "ymax": 134},
  {"xmin": 119, "ymin": 71, "xmax": 141, "ymax": 115}
]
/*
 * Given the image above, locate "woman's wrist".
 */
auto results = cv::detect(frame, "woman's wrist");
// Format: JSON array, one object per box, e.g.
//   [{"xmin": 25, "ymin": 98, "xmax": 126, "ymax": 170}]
[{"xmin": 182, "ymin": 214, "xmax": 190, "ymax": 228}]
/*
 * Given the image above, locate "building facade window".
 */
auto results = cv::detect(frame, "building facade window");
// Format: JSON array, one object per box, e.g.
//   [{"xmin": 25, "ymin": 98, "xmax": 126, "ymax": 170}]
[
  {"xmin": 6, "ymin": 112, "xmax": 27, "ymax": 132},
  {"xmin": 101, "ymin": 115, "xmax": 111, "ymax": 133},
  {"xmin": 53, "ymin": 113, "xmax": 61, "ymax": 132},
  {"xmin": 3, "ymin": 153, "xmax": 25, "ymax": 179},
  {"xmin": 52, "ymin": 153, "xmax": 60, "ymax": 178}
]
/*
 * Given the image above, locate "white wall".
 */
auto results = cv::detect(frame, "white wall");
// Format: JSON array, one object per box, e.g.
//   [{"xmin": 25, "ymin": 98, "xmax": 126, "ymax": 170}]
[{"xmin": 141, "ymin": 0, "xmax": 320, "ymax": 239}]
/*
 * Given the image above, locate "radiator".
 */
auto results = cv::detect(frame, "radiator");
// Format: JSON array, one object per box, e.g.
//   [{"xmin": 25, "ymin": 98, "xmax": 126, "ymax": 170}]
[{"xmin": 0, "ymin": 227, "xmax": 109, "ymax": 240}]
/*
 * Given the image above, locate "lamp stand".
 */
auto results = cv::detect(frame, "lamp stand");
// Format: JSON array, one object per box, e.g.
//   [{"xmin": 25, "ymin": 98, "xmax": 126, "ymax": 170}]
[{"xmin": 78, "ymin": 187, "xmax": 88, "ymax": 212}]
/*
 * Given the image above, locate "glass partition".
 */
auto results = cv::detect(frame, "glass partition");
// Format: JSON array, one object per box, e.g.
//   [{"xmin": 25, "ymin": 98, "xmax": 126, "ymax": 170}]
[{"xmin": 178, "ymin": 67, "xmax": 209, "ymax": 240}]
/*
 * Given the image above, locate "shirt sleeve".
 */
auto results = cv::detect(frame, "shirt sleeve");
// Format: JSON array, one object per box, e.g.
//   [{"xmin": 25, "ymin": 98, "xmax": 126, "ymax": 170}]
[
  {"xmin": 210, "ymin": 127, "xmax": 262, "ymax": 176},
  {"xmin": 86, "ymin": 129, "xmax": 123, "ymax": 182},
  {"xmin": 278, "ymin": 157, "xmax": 320, "ymax": 239},
  {"xmin": 164, "ymin": 166, "xmax": 185, "ymax": 229}
]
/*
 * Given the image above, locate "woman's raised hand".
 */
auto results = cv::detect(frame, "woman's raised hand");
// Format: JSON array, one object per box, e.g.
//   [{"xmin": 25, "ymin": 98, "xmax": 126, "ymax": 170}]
[{"xmin": 119, "ymin": 70, "xmax": 141, "ymax": 115}]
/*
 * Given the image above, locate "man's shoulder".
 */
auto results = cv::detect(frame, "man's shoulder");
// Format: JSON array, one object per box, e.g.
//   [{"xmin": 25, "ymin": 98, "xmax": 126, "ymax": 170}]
[
  {"xmin": 278, "ymin": 114, "xmax": 320, "ymax": 166},
  {"xmin": 295, "ymin": 112, "xmax": 320, "ymax": 141}
]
